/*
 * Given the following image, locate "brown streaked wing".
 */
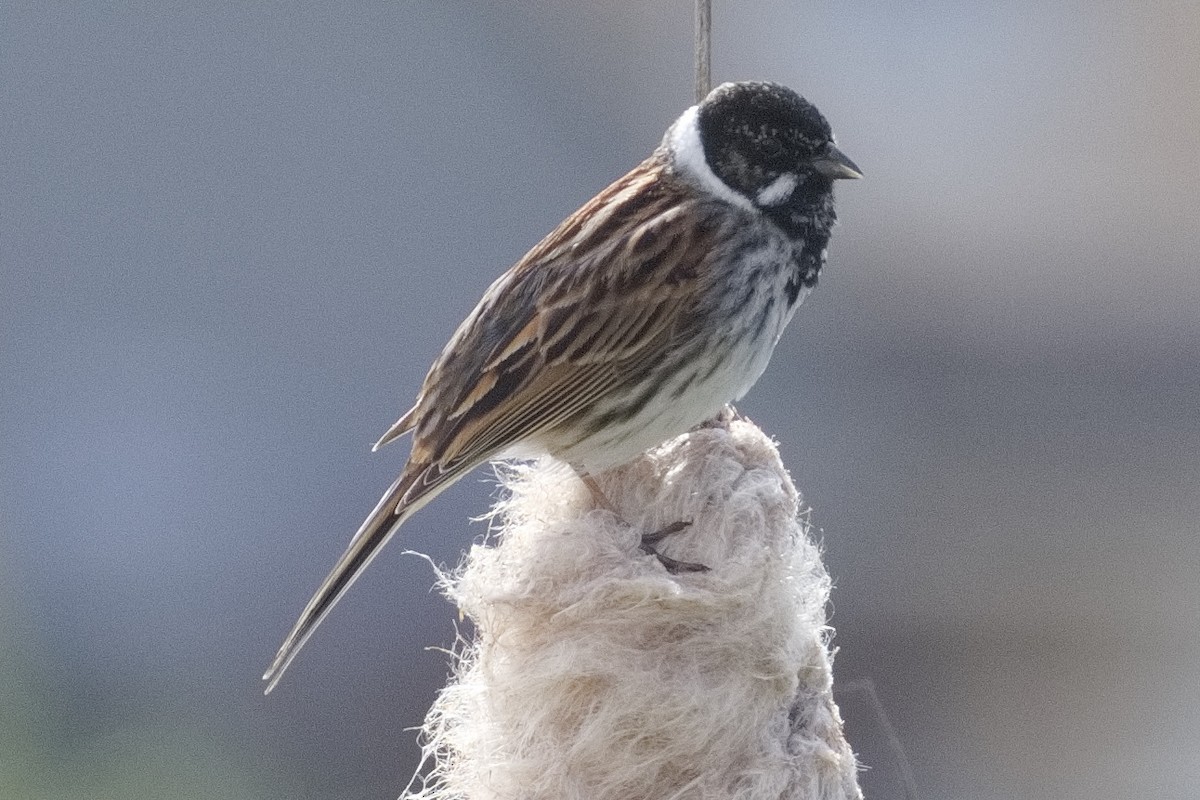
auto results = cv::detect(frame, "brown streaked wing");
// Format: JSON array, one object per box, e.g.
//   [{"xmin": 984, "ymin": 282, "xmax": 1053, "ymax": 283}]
[{"xmin": 404, "ymin": 158, "xmax": 727, "ymax": 475}]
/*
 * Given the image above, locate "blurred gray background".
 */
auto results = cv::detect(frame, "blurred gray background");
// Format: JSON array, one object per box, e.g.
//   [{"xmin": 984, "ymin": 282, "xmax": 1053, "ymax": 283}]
[{"xmin": 3, "ymin": 2, "xmax": 1198, "ymax": 799}]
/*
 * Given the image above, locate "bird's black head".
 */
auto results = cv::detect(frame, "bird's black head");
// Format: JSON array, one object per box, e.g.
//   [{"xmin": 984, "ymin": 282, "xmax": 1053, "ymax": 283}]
[{"xmin": 693, "ymin": 81, "xmax": 861, "ymax": 212}]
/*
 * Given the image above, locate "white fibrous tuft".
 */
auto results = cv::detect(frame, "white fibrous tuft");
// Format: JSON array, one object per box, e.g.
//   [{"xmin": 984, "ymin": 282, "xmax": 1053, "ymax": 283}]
[{"xmin": 404, "ymin": 418, "xmax": 861, "ymax": 800}]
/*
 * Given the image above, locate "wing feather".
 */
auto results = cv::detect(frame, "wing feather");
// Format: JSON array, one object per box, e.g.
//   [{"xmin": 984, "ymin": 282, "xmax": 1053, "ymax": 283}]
[
  {"xmin": 373, "ymin": 404, "xmax": 418, "ymax": 451},
  {"xmin": 402, "ymin": 159, "xmax": 731, "ymax": 473}
]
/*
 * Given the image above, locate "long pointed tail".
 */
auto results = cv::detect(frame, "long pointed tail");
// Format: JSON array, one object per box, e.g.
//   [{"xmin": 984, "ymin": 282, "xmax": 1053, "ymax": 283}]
[{"xmin": 262, "ymin": 460, "xmax": 467, "ymax": 694}]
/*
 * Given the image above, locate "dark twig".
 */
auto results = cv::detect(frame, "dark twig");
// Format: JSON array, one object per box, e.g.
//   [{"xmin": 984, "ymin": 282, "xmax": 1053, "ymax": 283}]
[{"xmin": 694, "ymin": 0, "xmax": 712, "ymax": 102}]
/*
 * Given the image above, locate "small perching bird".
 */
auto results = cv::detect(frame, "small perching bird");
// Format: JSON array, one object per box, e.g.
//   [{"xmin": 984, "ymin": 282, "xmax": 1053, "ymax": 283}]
[{"xmin": 263, "ymin": 81, "xmax": 860, "ymax": 693}]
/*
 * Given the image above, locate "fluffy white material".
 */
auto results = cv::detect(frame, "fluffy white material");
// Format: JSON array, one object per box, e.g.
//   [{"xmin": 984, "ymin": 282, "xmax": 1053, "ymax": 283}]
[{"xmin": 404, "ymin": 418, "xmax": 861, "ymax": 800}]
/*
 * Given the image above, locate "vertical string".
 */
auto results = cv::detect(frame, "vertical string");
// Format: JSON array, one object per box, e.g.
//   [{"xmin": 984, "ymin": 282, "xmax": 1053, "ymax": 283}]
[{"xmin": 694, "ymin": 0, "xmax": 712, "ymax": 103}]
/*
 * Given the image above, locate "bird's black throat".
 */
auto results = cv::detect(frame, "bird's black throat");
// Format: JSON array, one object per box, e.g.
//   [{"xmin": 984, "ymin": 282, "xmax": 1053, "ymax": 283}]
[{"xmin": 767, "ymin": 188, "xmax": 836, "ymax": 304}]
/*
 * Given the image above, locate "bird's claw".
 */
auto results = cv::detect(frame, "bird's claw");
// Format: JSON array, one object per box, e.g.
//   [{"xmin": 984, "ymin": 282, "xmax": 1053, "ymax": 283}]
[{"xmin": 640, "ymin": 520, "xmax": 709, "ymax": 573}]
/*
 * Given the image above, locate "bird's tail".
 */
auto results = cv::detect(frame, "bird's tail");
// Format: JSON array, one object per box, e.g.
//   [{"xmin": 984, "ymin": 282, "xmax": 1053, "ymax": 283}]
[{"xmin": 262, "ymin": 459, "xmax": 466, "ymax": 694}]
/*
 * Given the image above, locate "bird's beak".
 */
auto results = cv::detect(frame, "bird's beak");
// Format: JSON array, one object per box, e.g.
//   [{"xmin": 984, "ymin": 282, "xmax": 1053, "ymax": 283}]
[{"xmin": 813, "ymin": 143, "xmax": 862, "ymax": 180}]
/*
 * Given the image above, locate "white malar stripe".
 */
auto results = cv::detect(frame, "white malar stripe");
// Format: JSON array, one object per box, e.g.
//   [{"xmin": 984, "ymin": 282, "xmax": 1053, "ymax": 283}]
[
  {"xmin": 756, "ymin": 173, "xmax": 798, "ymax": 207},
  {"xmin": 666, "ymin": 105, "xmax": 754, "ymax": 212}
]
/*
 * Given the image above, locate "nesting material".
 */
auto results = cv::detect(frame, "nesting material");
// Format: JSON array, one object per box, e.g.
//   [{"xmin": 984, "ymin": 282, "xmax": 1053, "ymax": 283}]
[{"xmin": 405, "ymin": 418, "xmax": 861, "ymax": 800}]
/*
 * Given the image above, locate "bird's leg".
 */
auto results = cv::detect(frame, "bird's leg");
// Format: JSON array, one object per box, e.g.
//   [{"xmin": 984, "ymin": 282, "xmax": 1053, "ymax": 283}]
[
  {"xmin": 694, "ymin": 403, "xmax": 742, "ymax": 431},
  {"xmin": 578, "ymin": 472, "xmax": 619, "ymax": 514},
  {"xmin": 577, "ymin": 471, "xmax": 708, "ymax": 574}
]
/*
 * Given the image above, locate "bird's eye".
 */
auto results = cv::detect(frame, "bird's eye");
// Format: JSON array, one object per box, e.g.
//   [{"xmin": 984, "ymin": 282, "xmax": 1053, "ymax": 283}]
[{"xmin": 761, "ymin": 140, "xmax": 786, "ymax": 160}]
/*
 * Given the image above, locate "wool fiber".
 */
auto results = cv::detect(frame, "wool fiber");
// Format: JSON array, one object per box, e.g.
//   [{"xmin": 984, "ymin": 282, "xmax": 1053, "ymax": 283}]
[{"xmin": 405, "ymin": 418, "xmax": 861, "ymax": 800}]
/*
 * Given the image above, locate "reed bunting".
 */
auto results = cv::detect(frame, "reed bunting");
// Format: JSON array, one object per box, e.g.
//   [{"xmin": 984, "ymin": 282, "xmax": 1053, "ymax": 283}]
[{"xmin": 264, "ymin": 81, "xmax": 860, "ymax": 693}]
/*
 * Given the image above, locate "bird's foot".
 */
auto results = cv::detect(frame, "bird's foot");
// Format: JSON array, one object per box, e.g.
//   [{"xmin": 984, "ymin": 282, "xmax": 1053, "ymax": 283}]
[
  {"xmin": 694, "ymin": 404, "xmax": 743, "ymax": 431},
  {"xmin": 640, "ymin": 520, "xmax": 709, "ymax": 573},
  {"xmin": 577, "ymin": 472, "xmax": 708, "ymax": 573}
]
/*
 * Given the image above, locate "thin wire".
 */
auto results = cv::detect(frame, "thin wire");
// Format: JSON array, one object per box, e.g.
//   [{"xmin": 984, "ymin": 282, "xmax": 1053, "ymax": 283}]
[
  {"xmin": 694, "ymin": 0, "xmax": 711, "ymax": 103},
  {"xmin": 836, "ymin": 677, "xmax": 921, "ymax": 800}
]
